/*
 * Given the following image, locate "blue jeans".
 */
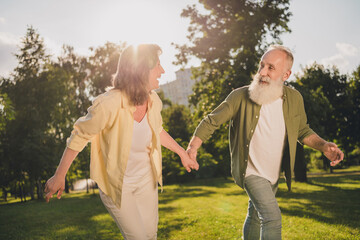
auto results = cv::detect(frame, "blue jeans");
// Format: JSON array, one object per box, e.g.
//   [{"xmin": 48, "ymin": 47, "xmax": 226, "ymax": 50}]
[{"xmin": 243, "ymin": 175, "xmax": 281, "ymax": 240}]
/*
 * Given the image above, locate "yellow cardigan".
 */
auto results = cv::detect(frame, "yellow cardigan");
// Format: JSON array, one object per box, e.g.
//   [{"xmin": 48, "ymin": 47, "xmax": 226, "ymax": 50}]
[{"xmin": 66, "ymin": 89, "xmax": 163, "ymax": 208}]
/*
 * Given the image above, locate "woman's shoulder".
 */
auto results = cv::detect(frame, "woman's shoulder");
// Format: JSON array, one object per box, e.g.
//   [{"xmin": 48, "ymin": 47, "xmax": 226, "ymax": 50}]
[
  {"xmin": 149, "ymin": 90, "xmax": 162, "ymax": 103},
  {"xmin": 92, "ymin": 88, "xmax": 124, "ymax": 108}
]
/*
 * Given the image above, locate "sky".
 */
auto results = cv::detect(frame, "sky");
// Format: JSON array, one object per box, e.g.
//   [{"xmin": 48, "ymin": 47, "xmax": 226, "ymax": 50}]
[{"xmin": 0, "ymin": 0, "xmax": 359, "ymax": 85}]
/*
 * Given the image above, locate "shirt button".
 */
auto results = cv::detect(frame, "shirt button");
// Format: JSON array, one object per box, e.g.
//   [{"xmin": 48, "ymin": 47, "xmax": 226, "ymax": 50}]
[
  {"xmin": 246, "ymin": 144, "xmax": 249, "ymax": 147},
  {"xmin": 245, "ymin": 159, "xmax": 248, "ymax": 162},
  {"xmin": 251, "ymin": 129, "xmax": 254, "ymax": 133},
  {"xmin": 256, "ymin": 115, "xmax": 258, "ymax": 118}
]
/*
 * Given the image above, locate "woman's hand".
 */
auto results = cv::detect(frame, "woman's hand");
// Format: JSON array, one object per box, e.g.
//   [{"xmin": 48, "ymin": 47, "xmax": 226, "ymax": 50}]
[
  {"xmin": 179, "ymin": 150, "xmax": 199, "ymax": 172},
  {"xmin": 44, "ymin": 147, "xmax": 79, "ymax": 203},
  {"xmin": 160, "ymin": 129, "xmax": 199, "ymax": 172},
  {"xmin": 44, "ymin": 174, "xmax": 65, "ymax": 202}
]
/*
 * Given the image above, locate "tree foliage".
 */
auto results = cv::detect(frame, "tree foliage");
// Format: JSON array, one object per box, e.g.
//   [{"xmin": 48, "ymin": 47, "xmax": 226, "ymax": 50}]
[
  {"xmin": 290, "ymin": 63, "xmax": 356, "ymax": 168},
  {"xmin": 348, "ymin": 66, "xmax": 360, "ymax": 147},
  {"xmin": 174, "ymin": 0, "xmax": 291, "ymax": 177},
  {"xmin": 0, "ymin": 27, "xmax": 127, "ymax": 200},
  {"xmin": 0, "ymin": 26, "xmax": 57, "ymax": 200},
  {"xmin": 175, "ymin": 0, "xmax": 291, "ymax": 115},
  {"xmin": 87, "ymin": 42, "xmax": 126, "ymax": 96}
]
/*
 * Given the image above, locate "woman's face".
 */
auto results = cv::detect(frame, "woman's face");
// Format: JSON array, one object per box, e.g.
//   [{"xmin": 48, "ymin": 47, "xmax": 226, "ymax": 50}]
[{"xmin": 148, "ymin": 59, "xmax": 165, "ymax": 91}]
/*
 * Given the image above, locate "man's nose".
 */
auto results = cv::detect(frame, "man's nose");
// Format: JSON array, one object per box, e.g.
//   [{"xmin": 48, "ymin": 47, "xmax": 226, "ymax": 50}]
[{"xmin": 259, "ymin": 66, "xmax": 267, "ymax": 76}]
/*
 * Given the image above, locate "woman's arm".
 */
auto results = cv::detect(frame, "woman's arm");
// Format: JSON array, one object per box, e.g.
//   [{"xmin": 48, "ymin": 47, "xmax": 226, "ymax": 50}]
[
  {"xmin": 45, "ymin": 96, "xmax": 109, "ymax": 202},
  {"xmin": 44, "ymin": 147, "xmax": 79, "ymax": 202},
  {"xmin": 160, "ymin": 129, "xmax": 199, "ymax": 172}
]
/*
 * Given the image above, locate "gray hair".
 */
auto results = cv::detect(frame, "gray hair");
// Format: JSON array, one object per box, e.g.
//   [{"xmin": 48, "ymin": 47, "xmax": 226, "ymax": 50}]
[
  {"xmin": 267, "ymin": 45, "xmax": 294, "ymax": 70},
  {"xmin": 112, "ymin": 44, "xmax": 162, "ymax": 105}
]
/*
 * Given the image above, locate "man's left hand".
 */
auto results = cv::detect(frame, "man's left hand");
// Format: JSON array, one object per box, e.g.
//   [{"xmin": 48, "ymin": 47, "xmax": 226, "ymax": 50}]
[{"xmin": 323, "ymin": 142, "xmax": 344, "ymax": 166}]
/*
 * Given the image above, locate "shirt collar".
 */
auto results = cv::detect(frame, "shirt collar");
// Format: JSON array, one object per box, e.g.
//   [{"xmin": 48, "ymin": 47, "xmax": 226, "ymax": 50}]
[
  {"xmin": 117, "ymin": 89, "xmax": 155, "ymax": 112},
  {"xmin": 282, "ymin": 86, "xmax": 288, "ymax": 101}
]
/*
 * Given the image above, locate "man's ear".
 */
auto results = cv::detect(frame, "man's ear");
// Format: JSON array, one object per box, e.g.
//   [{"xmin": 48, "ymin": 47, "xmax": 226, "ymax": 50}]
[{"xmin": 282, "ymin": 70, "xmax": 292, "ymax": 81}]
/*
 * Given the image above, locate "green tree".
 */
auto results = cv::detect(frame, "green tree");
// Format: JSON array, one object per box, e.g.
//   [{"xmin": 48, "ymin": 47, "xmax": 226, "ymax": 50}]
[
  {"xmin": 174, "ymin": 0, "xmax": 291, "ymax": 177},
  {"xmin": 48, "ymin": 45, "xmax": 92, "ymax": 192},
  {"xmin": 290, "ymin": 63, "xmax": 352, "ymax": 172},
  {"xmin": 347, "ymin": 65, "xmax": 360, "ymax": 165},
  {"xmin": 87, "ymin": 42, "xmax": 127, "ymax": 97},
  {"xmin": 0, "ymin": 91, "xmax": 16, "ymax": 200},
  {"xmin": 0, "ymin": 26, "xmax": 58, "ymax": 200},
  {"xmin": 161, "ymin": 104, "xmax": 193, "ymax": 183},
  {"xmin": 348, "ymin": 66, "xmax": 360, "ymax": 146},
  {"xmin": 161, "ymin": 104, "xmax": 218, "ymax": 182},
  {"xmin": 0, "ymin": 92, "xmax": 15, "ymax": 131}
]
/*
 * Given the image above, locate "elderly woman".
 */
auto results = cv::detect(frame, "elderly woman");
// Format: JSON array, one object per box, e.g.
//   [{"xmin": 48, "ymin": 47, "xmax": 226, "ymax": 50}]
[{"xmin": 44, "ymin": 44, "xmax": 198, "ymax": 240}]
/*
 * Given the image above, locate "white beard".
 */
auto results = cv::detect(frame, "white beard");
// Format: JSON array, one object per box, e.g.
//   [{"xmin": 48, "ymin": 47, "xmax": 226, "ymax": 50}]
[{"xmin": 248, "ymin": 73, "xmax": 284, "ymax": 105}]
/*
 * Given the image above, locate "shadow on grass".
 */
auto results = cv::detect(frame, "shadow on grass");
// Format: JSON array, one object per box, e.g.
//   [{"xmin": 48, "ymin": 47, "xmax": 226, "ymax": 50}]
[
  {"xmin": 160, "ymin": 177, "xmax": 247, "ymax": 204},
  {"xmin": 0, "ymin": 193, "xmax": 122, "ymax": 240},
  {"xmin": 277, "ymin": 173, "xmax": 360, "ymax": 230},
  {"xmin": 158, "ymin": 216, "xmax": 198, "ymax": 239},
  {"xmin": 161, "ymin": 187, "xmax": 216, "ymax": 204}
]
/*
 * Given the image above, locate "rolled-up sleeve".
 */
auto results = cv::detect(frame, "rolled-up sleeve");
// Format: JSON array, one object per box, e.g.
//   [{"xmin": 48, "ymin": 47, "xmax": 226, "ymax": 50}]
[
  {"xmin": 194, "ymin": 91, "xmax": 237, "ymax": 142},
  {"xmin": 297, "ymin": 94, "xmax": 315, "ymax": 143},
  {"xmin": 67, "ymin": 99, "xmax": 107, "ymax": 152}
]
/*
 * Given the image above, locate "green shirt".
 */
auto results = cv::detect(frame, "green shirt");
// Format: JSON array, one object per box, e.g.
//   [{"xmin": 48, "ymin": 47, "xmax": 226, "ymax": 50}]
[{"xmin": 194, "ymin": 85, "xmax": 315, "ymax": 190}]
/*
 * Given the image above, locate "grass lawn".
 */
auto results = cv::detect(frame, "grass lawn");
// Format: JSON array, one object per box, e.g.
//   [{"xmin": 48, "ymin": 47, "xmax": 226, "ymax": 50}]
[{"xmin": 0, "ymin": 167, "xmax": 359, "ymax": 240}]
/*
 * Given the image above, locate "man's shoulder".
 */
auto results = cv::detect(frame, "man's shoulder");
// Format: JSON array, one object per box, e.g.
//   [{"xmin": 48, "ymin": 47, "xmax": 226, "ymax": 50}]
[
  {"xmin": 284, "ymin": 85, "xmax": 303, "ymax": 100},
  {"xmin": 226, "ymin": 86, "xmax": 250, "ymax": 102},
  {"xmin": 230, "ymin": 86, "xmax": 249, "ymax": 96}
]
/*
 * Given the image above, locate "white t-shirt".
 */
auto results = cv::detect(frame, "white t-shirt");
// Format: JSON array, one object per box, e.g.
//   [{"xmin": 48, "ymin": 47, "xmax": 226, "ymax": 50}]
[
  {"xmin": 124, "ymin": 113, "xmax": 153, "ymax": 184},
  {"xmin": 246, "ymin": 98, "xmax": 286, "ymax": 184}
]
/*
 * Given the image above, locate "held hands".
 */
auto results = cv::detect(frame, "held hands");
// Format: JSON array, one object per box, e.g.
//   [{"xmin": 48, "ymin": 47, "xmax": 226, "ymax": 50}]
[
  {"xmin": 180, "ymin": 149, "xmax": 199, "ymax": 172},
  {"xmin": 186, "ymin": 146, "xmax": 198, "ymax": 164},
  {"xmin": 185, "ymin": 146, "xmax": 199, "ymax": 172},
  {"xmin": 323, "ymin": 142, "xmax": 344, "ymax": 166},
  {"xmin": 44, "ymin": 174, "xmax": 65, "ymax": 203}
]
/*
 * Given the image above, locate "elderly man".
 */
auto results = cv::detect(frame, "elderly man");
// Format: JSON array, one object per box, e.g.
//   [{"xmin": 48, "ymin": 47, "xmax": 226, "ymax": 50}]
[{"xmin": 187, "ymin": 45, "xmax": 343, "ymax": 240}]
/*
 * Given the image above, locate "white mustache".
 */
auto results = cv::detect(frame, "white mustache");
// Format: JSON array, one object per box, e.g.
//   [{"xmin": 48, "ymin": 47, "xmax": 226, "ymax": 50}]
[{"xmin": 259, "ymin": 76, "xmax": 271, "ymax": 83}]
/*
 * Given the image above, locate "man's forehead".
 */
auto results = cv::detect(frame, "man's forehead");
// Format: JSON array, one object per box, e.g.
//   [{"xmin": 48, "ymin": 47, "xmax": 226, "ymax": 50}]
[{"xmin": 260, "ymin": 49, "xmax": 287, "ymax": 65}]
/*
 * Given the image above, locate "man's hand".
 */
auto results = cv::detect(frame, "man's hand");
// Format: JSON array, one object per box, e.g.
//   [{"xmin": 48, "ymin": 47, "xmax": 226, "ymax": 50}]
[
  {"xmin": 186, "ymin": 147, "xmax": 198, "ymax": 163},
  {"xmin": 180, "ymin": 151, "xmax": 199, "ymax": 172},
  {"xmin": 323, "ymin": 142, "xmax": 344, "ymax": 166},
  {"xmin": 303, "ymin": 134, "xmax": 344, "ymax": 167},
  {"xmin": 44, "ymin": 175, "xmax": 65, "ymax": 203},
  {"xmin": 186, "ymin": 136, "xmax": 203, "ymax": 164}
]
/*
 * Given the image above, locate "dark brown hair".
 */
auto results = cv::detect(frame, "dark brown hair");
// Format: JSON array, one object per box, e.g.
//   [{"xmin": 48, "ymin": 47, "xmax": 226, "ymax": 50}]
[{"xmin": 112, "ymin": 44, "xmax": 162, "ymax": 105}]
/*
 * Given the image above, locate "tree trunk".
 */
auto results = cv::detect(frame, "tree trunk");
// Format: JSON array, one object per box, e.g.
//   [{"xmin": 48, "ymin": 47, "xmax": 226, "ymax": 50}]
[
  {"xmin": 2, "ymin": 187, "xmax": 7, "ymax": 202},
  {"xmin": 23, "ymin": 183, "xmax": 27, "ymax": 202},
  {"xmin": 19, "ymin": 183, "xmax": 25, "ymax": 202},
  {"xmin": 37, "ymin": 179, "xmax": 44, "ymax": 200},
  {"xmin": 65, "ymin": 178, "xmax": 69, "ymax": 193},
  {"xmin": 321, "ymin": 154, "xmax": 331, "ymax": 172},
  {"xmin": 30, "ymin": 182, "xmax": 35, "ymax": 200},
  {"xmin": 294, "ymin": 143, "xmax": 307, "ymax": 182}
]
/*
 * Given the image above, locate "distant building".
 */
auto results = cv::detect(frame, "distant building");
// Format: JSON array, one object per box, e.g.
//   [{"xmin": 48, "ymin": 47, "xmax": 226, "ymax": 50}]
[{"xmin": 159, "ymin": 68, "xmax": 197, "ymax": 106}]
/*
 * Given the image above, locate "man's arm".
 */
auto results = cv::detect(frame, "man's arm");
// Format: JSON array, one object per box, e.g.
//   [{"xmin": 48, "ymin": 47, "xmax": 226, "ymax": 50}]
[
  {"xmin": 187, "ymin": 136, "xmax": 203, "ymax": 163},
  {"xmin": 186, "ymin": 89, "xmax": 241, "ymax": 162},
  {"xmin": 303, "ymin": 133, "xmax": 344, "ymax": 166}
]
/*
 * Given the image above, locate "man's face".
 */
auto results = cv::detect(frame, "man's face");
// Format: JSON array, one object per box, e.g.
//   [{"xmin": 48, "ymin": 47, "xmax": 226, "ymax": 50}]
[{"xmin": 257, "ymin": 49, "xmax": 291, "ymax": 84}]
